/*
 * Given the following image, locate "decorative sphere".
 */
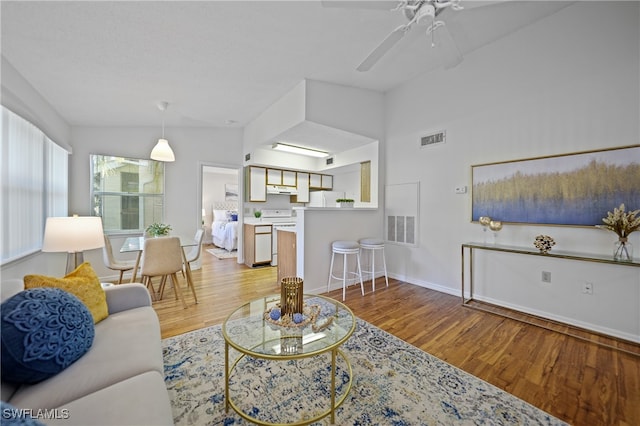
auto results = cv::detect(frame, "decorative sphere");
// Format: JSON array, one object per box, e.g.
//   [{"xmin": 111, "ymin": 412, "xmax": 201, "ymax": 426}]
[
  {"xmin": 489, "ymin": 220, "xmax": 503, "ymax": 231},
  {"xmin": 269, "ymin": 309, "xmax": 281, "ymax": 321},
  {"xmin": 479, "ymin": 216, "xmax": 491, "ymax": 226},
  {"xmin": 292, "ymin": 313, "xmax": 304, "ymax": 324}
]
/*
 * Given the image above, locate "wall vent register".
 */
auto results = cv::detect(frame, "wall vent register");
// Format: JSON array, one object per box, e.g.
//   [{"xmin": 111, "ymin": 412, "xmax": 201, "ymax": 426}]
[{"xmin": 420, "ymin": 131, "xmax": 446, "ymax": 147}]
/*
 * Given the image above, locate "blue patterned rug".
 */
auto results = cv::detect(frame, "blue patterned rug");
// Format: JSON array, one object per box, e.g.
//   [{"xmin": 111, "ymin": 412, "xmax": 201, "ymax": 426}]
[{"xmin": 163, "ymin": 319, "xmax": 566, "ymax": 425}]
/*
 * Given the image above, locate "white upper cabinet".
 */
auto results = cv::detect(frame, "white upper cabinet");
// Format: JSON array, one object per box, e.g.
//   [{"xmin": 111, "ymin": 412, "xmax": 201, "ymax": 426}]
[
  {"xmin": 267, "ymin": 169, "xmax": 282, "ymax": 185},
  {"xmin": 282, "ymin": 170, "xmax": 297, "ymax": 186}
]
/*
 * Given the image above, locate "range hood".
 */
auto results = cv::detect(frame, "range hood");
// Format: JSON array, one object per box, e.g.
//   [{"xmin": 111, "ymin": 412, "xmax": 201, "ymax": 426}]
[{"xmin": 266, "ymin": 185, "xmax": 298, "ymax": 195}]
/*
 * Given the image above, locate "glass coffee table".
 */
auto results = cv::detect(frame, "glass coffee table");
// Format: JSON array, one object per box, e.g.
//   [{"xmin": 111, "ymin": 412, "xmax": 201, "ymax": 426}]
[{"xmin": 222, "ymin": 294, "xmax": 356, "ymax": 425}]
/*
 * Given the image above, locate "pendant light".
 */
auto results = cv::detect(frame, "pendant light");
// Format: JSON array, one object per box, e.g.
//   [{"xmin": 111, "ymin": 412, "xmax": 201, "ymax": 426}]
[{"xmin": 150, "ymin": 101, "xmax": 175, "ymax": 162}]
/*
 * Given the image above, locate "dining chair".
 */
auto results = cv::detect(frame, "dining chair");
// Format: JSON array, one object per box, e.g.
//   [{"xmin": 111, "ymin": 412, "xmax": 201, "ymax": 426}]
[
  {"xmin": 179, "ymin": 229, "xmax": 203, "ymax": 304},
  {"xmin": 139, "ymin": 237, "xmax": 188, "ymax": 309},
  {"xmin": 102, "ymin": 234, "xmax": 137, "ymax": 284}
]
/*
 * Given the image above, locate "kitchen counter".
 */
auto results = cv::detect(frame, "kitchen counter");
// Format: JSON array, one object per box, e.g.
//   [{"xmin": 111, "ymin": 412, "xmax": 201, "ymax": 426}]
[
  {"xmin": 295, "ymin": 207, "xmax": 377, "ymax": 211},
  {"xmin": 291, "ymin": 206, "xmax": 383, "ymax": 294}
]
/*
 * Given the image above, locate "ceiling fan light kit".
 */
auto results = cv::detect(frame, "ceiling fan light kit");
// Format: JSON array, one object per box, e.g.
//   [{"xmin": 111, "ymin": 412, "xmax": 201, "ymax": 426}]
[{"xmin": 150, "ymin": 101, "xmax": 176, "ymax": 162}]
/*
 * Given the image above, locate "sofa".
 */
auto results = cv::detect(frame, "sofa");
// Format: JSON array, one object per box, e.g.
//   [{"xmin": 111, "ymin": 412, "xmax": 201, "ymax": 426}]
[{"xmin": 1, "ymin": 278, "xmax": 174, "ymax": 425}]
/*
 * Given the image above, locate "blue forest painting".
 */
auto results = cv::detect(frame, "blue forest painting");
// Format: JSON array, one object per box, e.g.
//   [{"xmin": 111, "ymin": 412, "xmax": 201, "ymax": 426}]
[{"xmin": 472, "ymin": 145, "xmax": 640, "ymax": 226}]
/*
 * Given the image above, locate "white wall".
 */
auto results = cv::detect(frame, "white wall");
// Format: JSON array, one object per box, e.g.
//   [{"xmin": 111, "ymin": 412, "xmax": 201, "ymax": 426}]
[
  {"xmin": 67, "ymin": 126, "xmax": 243, "ymax": 279},
  {"xmin": 384, "ymin": 2, "xmax": 640, "ymax": 339}
]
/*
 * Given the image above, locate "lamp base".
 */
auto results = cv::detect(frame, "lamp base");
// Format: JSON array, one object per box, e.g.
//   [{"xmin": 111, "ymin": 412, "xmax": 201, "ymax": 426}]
[{"xmin": 66, "ymin": 252, "xmax": 85, "ymax": 275}]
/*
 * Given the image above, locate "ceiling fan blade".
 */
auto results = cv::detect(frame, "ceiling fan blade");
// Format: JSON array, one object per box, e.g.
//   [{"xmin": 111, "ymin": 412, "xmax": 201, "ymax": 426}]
[
  {"xmin": 357, "ymin": 25, "xmax": 410, "ymax": 72},
  {"xmin": 434, "ymin": 24, "xmax": 463, "ymax": 69},
  {"xmin": 321, "ymin": 0, "xmax": 401, "ymax": 10},
  {"xmin": 458, "ymin": 0, "xmax": 511, "ymax": 10}
]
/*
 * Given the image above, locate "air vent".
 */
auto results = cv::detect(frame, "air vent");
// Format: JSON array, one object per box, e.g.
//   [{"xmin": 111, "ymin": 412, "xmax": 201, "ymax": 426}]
[
  {"xmin": 326, "ymin": 157, "xmax": 334, "ymax": 165},
  {"xmin": 245, "ymin": 153, "xmax": 251, "ymax": 162},
  {"xmin": 387, "ymin": 215, "xmax": 416, "ymax": 245},
  {"xmin": 420, "ymin": 131, "xmax": 446, "ymax": 148}
]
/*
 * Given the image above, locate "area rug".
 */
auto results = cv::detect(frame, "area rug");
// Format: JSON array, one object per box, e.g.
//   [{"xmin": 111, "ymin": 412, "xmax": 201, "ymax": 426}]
[
  {"xmin": 206, "ymin": 248, "xmax": 237, "ymax": 259},
  {"xmin": 162, "ymin": 318, "xmax": 566, "ymax": 425}
]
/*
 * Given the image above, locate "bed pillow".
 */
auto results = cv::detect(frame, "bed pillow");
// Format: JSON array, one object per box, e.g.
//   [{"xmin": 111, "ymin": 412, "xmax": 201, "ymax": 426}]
[
  {"xmin": 23, "ymin": 262, "xmax": 108, "ymax": 324},
  {"xmin": 213, "ymin": 209, "xmax": 229, "ymax": 222},
  {"xmin": 1, "ymin": 287, "xmax": 95, "ymax": 384}
]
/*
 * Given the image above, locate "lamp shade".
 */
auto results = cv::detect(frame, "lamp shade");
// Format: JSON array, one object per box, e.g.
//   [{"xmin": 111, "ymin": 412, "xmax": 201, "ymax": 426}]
[
  {"xmin": 42, "ymin": 216, "xmax": 105, "ymax": 253},
  {"xmin": 150, "ymin": 138, "xmax": 175, "ymax": 162}
]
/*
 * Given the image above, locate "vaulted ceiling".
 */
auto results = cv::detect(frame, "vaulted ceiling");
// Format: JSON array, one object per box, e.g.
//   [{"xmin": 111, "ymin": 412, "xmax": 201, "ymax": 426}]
[{"xmin": 1, "ymin": 1, "xmax": 572, "ymax": 133}]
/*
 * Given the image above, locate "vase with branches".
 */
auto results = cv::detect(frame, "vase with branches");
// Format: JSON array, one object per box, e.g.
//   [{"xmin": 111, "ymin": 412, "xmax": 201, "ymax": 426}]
[{"xmin": 597, "ymin": 204, "xmax": 639, "ymax": 261}]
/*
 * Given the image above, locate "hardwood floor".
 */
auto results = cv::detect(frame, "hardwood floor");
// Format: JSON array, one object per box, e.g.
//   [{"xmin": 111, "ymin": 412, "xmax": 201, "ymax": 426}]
[{"xmin": 149, "ymin": 245, "xmax": 639, "ymax": 426}]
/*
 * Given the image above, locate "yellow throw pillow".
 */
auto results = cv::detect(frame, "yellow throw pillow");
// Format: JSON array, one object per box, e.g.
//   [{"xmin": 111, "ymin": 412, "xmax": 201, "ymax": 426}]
[{"xmin": 24, "ymin": 262, "xmax": 108, "ymax": 323}]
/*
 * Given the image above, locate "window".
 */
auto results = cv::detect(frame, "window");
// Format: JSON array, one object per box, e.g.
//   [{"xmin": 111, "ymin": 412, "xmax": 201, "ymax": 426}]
[
  {"xmin": 90, "ymin": 155, "xmax": 165, "ymax": 234},
  {"xmin": 1, "ymin": 106, "xmax": 69, "ymax": 264}
]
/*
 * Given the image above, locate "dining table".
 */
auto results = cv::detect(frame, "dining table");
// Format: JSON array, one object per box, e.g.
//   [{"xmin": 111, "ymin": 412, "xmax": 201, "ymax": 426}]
[{"xmin": 119, "ymin": 236, "xmax": 199, "ymax": 301}]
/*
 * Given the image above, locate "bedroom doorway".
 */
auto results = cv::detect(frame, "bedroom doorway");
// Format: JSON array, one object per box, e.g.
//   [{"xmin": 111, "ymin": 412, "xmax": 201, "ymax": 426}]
[{"xmin": 200, "ymin": 164, "xmax": 241, "ymax": 263}]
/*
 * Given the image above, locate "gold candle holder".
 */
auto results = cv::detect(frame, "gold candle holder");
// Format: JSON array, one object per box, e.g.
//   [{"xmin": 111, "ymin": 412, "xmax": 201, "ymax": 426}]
[{"xmin": 280, "ymin": 277, "xmax": 303, "ymax": 315}]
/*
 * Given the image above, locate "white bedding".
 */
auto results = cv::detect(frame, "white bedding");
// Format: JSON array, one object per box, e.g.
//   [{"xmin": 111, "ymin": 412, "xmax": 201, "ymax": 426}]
[{"xmin": 211, "ymin": 220, "xmax": 238, "ymax": 251}]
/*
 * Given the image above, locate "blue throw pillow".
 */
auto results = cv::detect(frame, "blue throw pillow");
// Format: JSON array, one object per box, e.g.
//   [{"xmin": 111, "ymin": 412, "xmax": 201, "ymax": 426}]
[{"xmin": 1, "ymin": 287, "xmax": 95, "ymax": 384}]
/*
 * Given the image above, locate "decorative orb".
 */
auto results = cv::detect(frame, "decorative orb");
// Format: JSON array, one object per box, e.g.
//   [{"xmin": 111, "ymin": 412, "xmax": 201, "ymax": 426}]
[
  {"xmin": 479, "ymin": 216, "xmax": 491, "ymax": 226},
  {"xmin": 489, "ymin": 220, "xmax": 503, "ymax": 231},
  {"xmin": 292, "ymin": 313, "xmax": 304, "ymax": 324},
  {"xmin": 269, "ymin": 308, "xmax": 281, "ymax": 321}
]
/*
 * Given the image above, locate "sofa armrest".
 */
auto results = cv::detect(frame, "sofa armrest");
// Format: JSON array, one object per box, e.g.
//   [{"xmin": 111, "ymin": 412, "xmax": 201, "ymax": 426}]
[{"xmin": 104, "ymin": 283, "xmax": 152, "ymax": 314}]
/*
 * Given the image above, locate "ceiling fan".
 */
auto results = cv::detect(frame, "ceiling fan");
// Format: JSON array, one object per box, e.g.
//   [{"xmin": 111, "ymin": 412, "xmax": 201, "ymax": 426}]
[
  {"xmin": 324, "ymin": 0, "xmax": 500, "ymax": 72},
  {"xmin": 358, "ymin": 0, "xmax": 466, "ymax": 71}
]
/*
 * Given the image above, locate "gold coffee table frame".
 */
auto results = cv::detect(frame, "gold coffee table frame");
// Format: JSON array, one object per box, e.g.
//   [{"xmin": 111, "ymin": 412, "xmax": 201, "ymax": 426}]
[{"xmin": 222, "ymin": 294, "xmax": 356, "ymax": 425}]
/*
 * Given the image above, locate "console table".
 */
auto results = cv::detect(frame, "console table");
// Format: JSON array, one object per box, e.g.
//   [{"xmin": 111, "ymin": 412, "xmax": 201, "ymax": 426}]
[{"xmin": 461, "ymin": 242, "xmax": 640, "ymax": 354}]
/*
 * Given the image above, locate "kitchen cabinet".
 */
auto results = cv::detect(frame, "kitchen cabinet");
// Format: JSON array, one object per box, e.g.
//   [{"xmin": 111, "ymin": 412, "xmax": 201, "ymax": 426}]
[
  {"xmin": 244, "ymin": 224, "xmax": 272, "ymax": 267},
  {"xmin": 291, "ymin": 172, "xmax": 310, "ymax": 203},
  {"xmin": 277, "ymin": 229, "xmax": 296, "ymax": 284},
  {"xmin": 310, "ymin": 173, "xmax": 333, "ymax": 190},
  {"xmin": 309, "ymin": 173, "xmax": 322, "ymax": 188},
  {"xmin": 321, "ymin": 174, "xmax": 333, "ymax": 189},
  {"xmin": 246, "ymin": 166, "xmax": 267, "ymax": 202},
  {"xmin": 282, "ymin": 170, "xmax": 297, "ymax": 186},
  {"xmin": 267, "ymin": 169, "xmax": 282, "ymax": 185}
]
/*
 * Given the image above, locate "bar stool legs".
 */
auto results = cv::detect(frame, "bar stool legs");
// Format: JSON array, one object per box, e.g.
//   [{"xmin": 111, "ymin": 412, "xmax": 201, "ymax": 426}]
[
  {"xmin": 359, "ymin": 238, "xmax": 389, "ymax": 292},
  {"xmin": 327, "ymin": 240, "xmax": 364, "ymax": 301}
]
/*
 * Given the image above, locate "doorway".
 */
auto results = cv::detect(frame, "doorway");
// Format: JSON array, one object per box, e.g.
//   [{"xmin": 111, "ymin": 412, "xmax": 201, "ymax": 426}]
[{"xmin": 200, "ymin": 164, "xmax": 241, "ymax": 260}]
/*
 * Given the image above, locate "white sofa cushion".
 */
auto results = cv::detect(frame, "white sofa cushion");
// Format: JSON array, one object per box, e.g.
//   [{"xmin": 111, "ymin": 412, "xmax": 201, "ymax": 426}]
[
  {"xmin": 45, "ymin": 371, "xmax": 173, "ymax": 426},
  {"xmin": 8, "ymin": 306, "xmax": 163, "ymax": 409}
]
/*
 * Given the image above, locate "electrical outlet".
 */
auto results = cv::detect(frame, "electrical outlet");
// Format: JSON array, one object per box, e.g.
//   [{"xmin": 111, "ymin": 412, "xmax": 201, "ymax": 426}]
[
  {"xmin": 541, "ymin": 271, "xmax": 551, "ymax": 283},
  {"xmin": 583, "ymin": 282, "xmax": 594, "ymax": 295},
  {"xmin": 455, "ymin": 186, "xmax": 467, "ymax": 194}
]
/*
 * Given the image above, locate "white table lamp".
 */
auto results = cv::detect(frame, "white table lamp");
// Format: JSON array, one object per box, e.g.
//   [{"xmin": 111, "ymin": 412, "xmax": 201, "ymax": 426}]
[{"xmin": 42, "ymin": 216, "xmax": 105, "ymax": 274}]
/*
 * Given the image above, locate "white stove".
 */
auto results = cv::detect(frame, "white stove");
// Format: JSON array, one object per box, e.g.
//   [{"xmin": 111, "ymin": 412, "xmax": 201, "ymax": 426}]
[
  {"xmin": 261, "ymin": 209, "xmax": 296, "ymax": 266},
  {"xmin": 261, "ymin": 209, "xmax": 296, "ymax": 226}
]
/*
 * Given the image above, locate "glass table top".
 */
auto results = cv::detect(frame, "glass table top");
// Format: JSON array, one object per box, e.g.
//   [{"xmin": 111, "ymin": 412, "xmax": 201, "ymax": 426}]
[
  {"xmin": 119, "ymin": 235, "xmax": 198, "ymax": 252},
  {"xmin": 222, "ymin": 294, "xmax": 356, "ymax": 358}
]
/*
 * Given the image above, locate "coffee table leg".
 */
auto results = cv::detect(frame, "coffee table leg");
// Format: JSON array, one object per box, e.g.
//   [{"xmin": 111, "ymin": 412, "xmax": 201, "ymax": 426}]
[
  {"xmin": 225, "ymin": 341, "xmax": 229, "ymax": 413},
  {"xmin": 331, "ymin": 348, "xmax": 336, "ymax": 424}
]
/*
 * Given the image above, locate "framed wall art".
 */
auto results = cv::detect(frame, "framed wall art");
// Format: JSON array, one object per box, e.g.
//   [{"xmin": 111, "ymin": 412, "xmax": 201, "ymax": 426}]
[
  {"xmin": 471, "ymin": 145, "xmax": 640, "ymax": 226},
  {"xmin": 225, "ymin": 184, "xmax": 238, "ymax": 201}
]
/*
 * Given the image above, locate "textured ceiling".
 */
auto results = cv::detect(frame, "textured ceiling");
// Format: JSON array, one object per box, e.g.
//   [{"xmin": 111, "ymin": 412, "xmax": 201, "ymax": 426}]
[{"xmin": 1, "ymin": 0, "xmax": 573, "ymax": 134}]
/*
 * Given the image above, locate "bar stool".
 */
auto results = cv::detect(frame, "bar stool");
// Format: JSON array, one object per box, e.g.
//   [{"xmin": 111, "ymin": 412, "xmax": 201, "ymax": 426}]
[
  {"xmin": 327, "ymin": 240, "xmax": 364, "ymax": 301},
  {"xmin": 359, "ymin": 238, "xmax": 389, "ymax": 292}
]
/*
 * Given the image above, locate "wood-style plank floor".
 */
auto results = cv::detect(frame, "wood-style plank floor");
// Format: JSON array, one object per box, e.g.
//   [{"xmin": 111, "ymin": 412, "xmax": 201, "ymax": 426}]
[{"xmin": 146, "ymin": 245, "xmax": 639, "ymax": 426}]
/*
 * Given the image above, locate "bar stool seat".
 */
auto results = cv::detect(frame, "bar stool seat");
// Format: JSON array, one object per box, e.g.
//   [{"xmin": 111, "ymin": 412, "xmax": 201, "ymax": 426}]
[
  {"xmin": 359, "ymin": 237, "xmax": 389, "ymax": 292},
  {"xmin": 327, "ymin": 240, "xmax": 364, "ymax": 301}
]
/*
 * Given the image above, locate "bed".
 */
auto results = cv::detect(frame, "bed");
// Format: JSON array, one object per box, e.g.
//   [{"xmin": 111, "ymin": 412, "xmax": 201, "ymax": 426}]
[{"xmin": 211, "ymin": 202, "xmax": 239, "ymax": 252}]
